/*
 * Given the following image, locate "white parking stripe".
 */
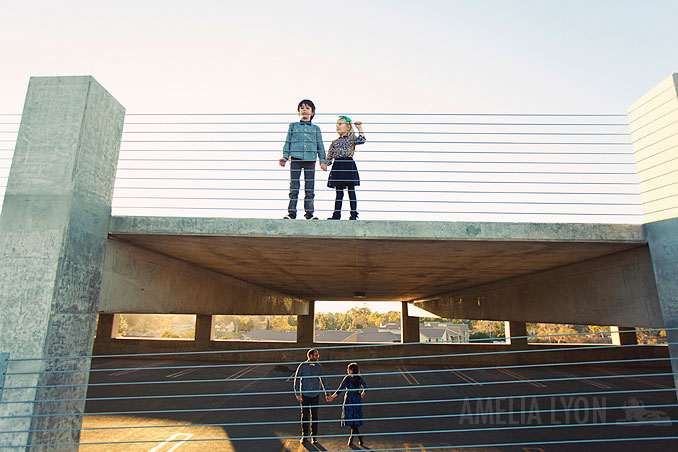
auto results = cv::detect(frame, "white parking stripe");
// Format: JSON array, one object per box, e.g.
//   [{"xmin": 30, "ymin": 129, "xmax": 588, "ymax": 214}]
[
  {"xmin": 166, "ymin": 367, "xmax": 200, "ymax": 378},
  {"xmin": 148, "ymin": 433, "xmax": 194, "ymax": 452},
  {"xmin": 109, "ymin": 361, "xmax": 171, "ymax": 377}
]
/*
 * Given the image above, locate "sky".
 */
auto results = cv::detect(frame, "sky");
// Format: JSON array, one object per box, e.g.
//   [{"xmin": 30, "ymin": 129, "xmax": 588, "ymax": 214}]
[
  {"xmin": 1, "ymin": 0, "xmax": 676, "ymax": 114},
  {"xmin": 1, "ymin": 1, "xmax": 676, "ymax": 313}
]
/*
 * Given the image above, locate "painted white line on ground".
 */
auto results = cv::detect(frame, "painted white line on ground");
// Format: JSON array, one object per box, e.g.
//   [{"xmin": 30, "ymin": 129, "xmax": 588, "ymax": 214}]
[
  {"xmin": 589, "ymin": 366, "xmax": 671, "ymax": 389},
  {"xmin": 496, "ymin": 368, "xmax": 547, "ymax": 388},
  {"xmin": 166, "ymin": 367, "xmax": 200, "ymax": 378},
  {"xmin": 404, "ymin": 443, "xmax": 427, "ymax": 451},
  {"xmin": 109, "ymin": 361, "xmax": 172, "ymax": 377},
  {"xmin": 148, "ymin": 432, "xmax": 194, "ymax": 452},
  {"xmin": 226, "ymin": 365, "xmax": 257, "ymax": 380},
  {"xmin": 545, "ymin": 367, "xmax": 612, "ymax": 389},
  {"xmin": 445, "ymin": 365, "xmax": 482, "ymax": 386},
  {"xmin": 402, "ymin": 365, "xmax": 421, "ymax": 385}
]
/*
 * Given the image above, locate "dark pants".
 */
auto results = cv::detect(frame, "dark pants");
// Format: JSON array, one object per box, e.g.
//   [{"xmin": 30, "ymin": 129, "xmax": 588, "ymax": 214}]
[
  {"xmin": 331, "ymin": 186, "xmax": 357, "ymax": 219},
  {"xmin": 288, "ymin": 159, "xmax": 315, "ymax": 217},
  {"xmin": 300, "ymin": 395, "xmax": 320, "ymax": 438}
]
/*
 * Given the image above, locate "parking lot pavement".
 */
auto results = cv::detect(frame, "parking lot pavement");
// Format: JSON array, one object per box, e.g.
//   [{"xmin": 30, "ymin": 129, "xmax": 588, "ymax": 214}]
[{"xmin": 78, "ymin": 359, "xmax": 678, "ymax": 451}]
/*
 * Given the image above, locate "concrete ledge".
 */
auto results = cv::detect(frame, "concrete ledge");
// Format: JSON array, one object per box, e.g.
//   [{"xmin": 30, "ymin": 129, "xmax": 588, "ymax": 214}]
[{"xmin": 110, "ymin": 216, "xmax": 645, "ymax": 243}]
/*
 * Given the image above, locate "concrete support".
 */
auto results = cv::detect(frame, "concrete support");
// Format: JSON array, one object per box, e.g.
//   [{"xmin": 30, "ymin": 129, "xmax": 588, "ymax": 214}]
[
  {"xmin": 100, "ymin": 239, "xmax": 311, "ymax": 315},
  {"xmin": 96, "ymin": 313, "xmax": 119, "ymax": 340},
  {"xmin": 297, "ymin": 301, "xmax": 315, "ymax": 344},
  {"xmin": 505, "ymin": 321, "xmax": 529, "ymax": 347},
  {"xmin": 195, "ymin": 315, "xmax": 214, "ymax": 347},
  {"xmin": 413, "ymin": 246, "xmax": 661, "ymax": 327},
  {"xmin": 0, "ymin": 76, "xmax": 124, "ymax": 450},
  {"xmin": 628, "ymin": 73, "xmax": 678, "ymax": 393},
  {"xmin": 610, "ymin": 327, "xmax": 638, "ymax": 346},
  {"xmin": 644, "ymin": 219, "xmax": 678, "ymax": 391},
  {"xmin": 401, "ymin": 302, "xmax": 420, "ymax": 343}
]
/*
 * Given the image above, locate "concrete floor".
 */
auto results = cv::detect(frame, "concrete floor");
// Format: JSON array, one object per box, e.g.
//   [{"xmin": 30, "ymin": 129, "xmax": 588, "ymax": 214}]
[{"xmin": 78, "ymin": 357, "xmax": 678, "ymax": 452}]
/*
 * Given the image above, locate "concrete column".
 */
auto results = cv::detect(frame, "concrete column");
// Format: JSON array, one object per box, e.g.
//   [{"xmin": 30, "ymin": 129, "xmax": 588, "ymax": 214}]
[
  {"xmin": 628, "ymin": 73, "xmax": 678, "ymax": 392},
  {"xmin": 401, "ymin": 302, "xmax": 420, "ymax": 343},
  {"xmin": 195, "ymin": 315, "xmax": 214, "ymax": 347},
  {"xmin": 610, "ymin": 326, "xmax": 638, "ymax": 346},
  {"xmin": 505, "ymin": 321, "xmax": 529, "ymax": 347},
  {"xmin": 297, "ymin": 300, "xmax": 315, "ymax": 344},
  {"xmin": 644, "ymin": 220, "xmax": 678, "ymax": 391},
  {"xmin": 0, "ymin": 76, "xmax": 125, "ymax": 450},
  {"xmin": 96, "ymin": 313, "xmax": 119, "ymax": 339}
]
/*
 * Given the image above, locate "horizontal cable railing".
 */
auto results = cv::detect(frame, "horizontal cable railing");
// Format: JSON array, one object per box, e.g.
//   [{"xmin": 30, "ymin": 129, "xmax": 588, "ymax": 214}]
[
  {"xmin": 0, "ymin": 112, "xmax": 643, "ymax": 223},
  {"xmin": 0, "ymin": 329, "xmax": 676, "ymax": 450}
]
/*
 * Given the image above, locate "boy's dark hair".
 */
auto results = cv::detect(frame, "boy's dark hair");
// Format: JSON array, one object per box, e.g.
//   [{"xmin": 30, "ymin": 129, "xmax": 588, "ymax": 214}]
[
  {"xmin": 307, "ymin": 348, "xmax": 319, "ymax": 359},
  {"xmin": 298, "ymin": 99, "xmax": 316, "ymax": 120},
  {"xmin": 348, "ymin": 362, "xmax": 359, "ymax": 373}
]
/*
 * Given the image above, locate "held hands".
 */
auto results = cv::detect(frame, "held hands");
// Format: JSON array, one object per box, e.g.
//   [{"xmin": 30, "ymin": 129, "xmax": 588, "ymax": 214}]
[
  {"xmin": 326, "ymin": 394, "xmax": 337, "ymax": 402},
  {"xmin": 320, "ymin": 163, "xmax": 327, "ymax": 171},
  {"xmin": 296, "ymin": 394, "xmax": 303, "ymax": 402},
  {"xmin": 279, "ymin": 158, "xmax": 288, "ymax": 167}
]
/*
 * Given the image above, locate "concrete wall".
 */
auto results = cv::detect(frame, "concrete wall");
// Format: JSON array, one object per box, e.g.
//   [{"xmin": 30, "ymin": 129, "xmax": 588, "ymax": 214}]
[
  {"xmin": 0, "ymin": 76, "xmax": 124, "ymax": 450},
  {"xmin": 627, "ymin": 73, "xmax": 678, "ymax": 223},
  {"xmin": 99, "ymin": 239, "xmax": 310, "ymax": 315},
  {"xmin": 413, "ymin": 246, "xmax": 662, "ymax": 327},
  {"xmin": 628, "ymin": 73, "xmax": 678, "ymax": 392}
]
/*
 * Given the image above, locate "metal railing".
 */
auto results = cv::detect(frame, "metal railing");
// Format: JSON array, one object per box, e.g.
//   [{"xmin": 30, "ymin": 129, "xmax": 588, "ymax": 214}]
[{"xmin": 1, "ymin": 112, "xmax": 643, "ymax": 223}]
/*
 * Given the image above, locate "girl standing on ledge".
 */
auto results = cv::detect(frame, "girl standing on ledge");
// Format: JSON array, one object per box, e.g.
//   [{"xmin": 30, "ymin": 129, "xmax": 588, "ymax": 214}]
[{"xmin": 326, "ymin": 116, "xmax": 365, "ymax": 220}]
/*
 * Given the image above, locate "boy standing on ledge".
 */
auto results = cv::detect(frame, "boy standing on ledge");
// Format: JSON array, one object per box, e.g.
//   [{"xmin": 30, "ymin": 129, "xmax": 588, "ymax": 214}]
[{"xmin": 279, "ymin": 99, "xmax": 327, "ymax": 220}]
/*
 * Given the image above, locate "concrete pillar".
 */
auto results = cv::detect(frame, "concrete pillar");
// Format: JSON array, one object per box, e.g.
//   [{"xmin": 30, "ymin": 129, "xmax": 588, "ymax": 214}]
[
  {"xmin": 0, "ymin": 76, "xmax": 125, "ymax": 450},
  {"xmin": 505, "ymin": 321, "xmax": 529, "ymax": 347},
  {"xmin": 401, "ymin": 302, "xmax": 420, "ymax": 343},
  {"xmin": 297, "ymin": 300, "xmax": 315, "ymax": 344},
  {"xmin": 628, "ymin": 73, "xmax": 678, "ymax": 392},
  {"xmin": 610, "ymin": 326, "xmax": 638, "ymax": 346},
  {"xmin": 96, "ymin": 313, "xmax": 119, "ymax": 339},
  {"xmin": 195, "ymin": 315, "xmax": 214, "ymax": 347}
]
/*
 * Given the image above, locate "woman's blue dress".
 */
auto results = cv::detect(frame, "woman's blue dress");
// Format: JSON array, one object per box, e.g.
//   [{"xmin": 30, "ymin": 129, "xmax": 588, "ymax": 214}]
[{"xmin": 338, "ymin": 376, "xmax": 367, "ymax": 427}]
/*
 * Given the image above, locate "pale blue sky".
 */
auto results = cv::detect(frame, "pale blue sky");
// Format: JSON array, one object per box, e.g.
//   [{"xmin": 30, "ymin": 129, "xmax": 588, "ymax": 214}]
[{"xmin": 1, "ymin": 0, "xmax": 676, "ymax": 114}]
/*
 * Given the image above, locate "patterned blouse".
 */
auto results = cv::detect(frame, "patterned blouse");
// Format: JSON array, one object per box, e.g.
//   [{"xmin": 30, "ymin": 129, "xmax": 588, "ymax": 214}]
[{"xmin": 326, "ymin": 134, "xmax": 366, "ymax": 165}]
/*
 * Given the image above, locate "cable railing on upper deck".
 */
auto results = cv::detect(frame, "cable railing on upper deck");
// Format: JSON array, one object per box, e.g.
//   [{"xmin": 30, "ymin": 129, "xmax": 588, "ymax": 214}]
[{"xmin": 0, "ymin": 112, "xmax": 642, "ymax": 223}]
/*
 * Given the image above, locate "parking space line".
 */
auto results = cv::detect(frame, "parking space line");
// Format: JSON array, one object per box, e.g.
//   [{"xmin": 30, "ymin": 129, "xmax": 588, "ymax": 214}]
[
  {"xmin": 402, "ymin": 365, "xmax": 420, "ymax": 384},
  {"xmin": 404, "ymin": 443, "xmax": 427, "ymax": 451},
  {"xmin": 495, "ymin": 368, "xmax": 547, "ymax": 388},
  {"xmin": 589, "ymin": 366, "xmax": 671, "ymax": 389},
  {"xmin": 148, "ymin": 432, "xmax": 193, "ymax": 452},
  {"xmin": 522, "ymin": 448, "xmax": 546, "ymax": 452},
  {"xmin": 445, "ymin": 365, "xmax": 482, "ymax": 386},
  {"xmin": 109, "ymin": 361, "xmax": 172, "ymax": 377},
  {"xmin": 226, "ymin": 365, "xmax": 257, "ymax": 380},
  {"xmin": 166, "ymin": 367, "xmax": 200, "ymax": 378},
  {"xmin": 545, "ymin": 367, "xmax": 612, "ymax": 389},
  {"xmin": 397, "ymin": 365, "xmax": 419, "ymax": 385}
]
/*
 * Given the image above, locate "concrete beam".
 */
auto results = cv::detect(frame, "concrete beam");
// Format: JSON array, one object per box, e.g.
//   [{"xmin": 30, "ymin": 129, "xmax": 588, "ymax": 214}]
[
  {"xmin": 297, "ymin": 301, "xmax": 315, "ymax": 344},
  {"xmin": 0, "ymin": 76, "xmax": 124, "ymax": 450},
  {"xmin": 99, "ymin": 239, "xmax": 310, "ymax": 315},
  {"xmin": 413, "ymin": 246, "xmax": 662, "ymax": 327}
]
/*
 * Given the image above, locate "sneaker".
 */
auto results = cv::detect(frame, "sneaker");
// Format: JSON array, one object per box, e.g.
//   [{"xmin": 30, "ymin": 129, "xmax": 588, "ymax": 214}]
[
  {"xmin": 305, "ymin": 214, "xmax": 318, "ymax": 220},
  {"xmin": 327, "ymin": 216, "xmax": 340, "ymax": 220},
  {"xmin": 311, "ymin": 437, "xmax": 318, "ymax": 444},
  {"xmin": 283, "ymin": 214, "xmax": 295, "ymax": 220},
  {"xmin": 299, "ymin": 437, "xmax": 305, "ymax": 444},
  {"xmin": 349, "ymin": 215, "xmax": 358, "ymax": 220}
]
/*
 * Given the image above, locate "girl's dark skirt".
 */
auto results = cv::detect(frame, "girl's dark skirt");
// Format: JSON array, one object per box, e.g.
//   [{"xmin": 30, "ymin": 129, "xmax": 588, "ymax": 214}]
[{"xmin": 328, "ymin": 157, "xmax": 360, "ymax": 188}]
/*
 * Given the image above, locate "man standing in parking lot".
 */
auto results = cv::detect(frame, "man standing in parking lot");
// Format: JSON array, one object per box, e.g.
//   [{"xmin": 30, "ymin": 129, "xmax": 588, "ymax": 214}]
[{"xmin": 293, "ymin": 348, "xmax": 328, "ymax": 444}]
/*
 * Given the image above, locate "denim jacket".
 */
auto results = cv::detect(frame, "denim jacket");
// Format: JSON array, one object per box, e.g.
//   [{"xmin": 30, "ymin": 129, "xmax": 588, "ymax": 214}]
[{"xmin": 282, "ymin": 121, "xmax": 326, "ymax": 164}]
